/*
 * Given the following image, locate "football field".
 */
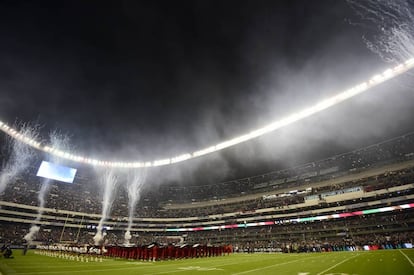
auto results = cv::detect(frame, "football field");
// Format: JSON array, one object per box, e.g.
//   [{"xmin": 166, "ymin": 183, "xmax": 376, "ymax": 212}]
[{"xmin": 1, "ymin": 249, "xmax": 413, "ymax": 275}]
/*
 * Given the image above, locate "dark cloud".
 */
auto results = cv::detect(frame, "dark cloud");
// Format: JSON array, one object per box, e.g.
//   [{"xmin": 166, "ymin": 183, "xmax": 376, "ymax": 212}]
[{"xmin": 0, "ymin": 0, "xmax": 413, "ymax": 185}]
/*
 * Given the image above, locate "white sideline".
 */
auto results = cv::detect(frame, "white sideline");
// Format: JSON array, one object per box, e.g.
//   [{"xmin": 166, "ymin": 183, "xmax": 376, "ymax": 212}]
[
  {"xmin": 316, "ymin": 253, "xmax": 360, "ymax": 275},
  {"xmin": 399, "ymin": 249, "xmax": 414, "ymax": 267}
]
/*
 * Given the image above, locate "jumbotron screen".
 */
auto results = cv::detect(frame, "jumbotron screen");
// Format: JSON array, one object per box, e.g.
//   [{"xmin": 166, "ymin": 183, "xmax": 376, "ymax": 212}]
[{"xmin": 36, "ymin": 161, "xmax": 77, "ymax": 183}]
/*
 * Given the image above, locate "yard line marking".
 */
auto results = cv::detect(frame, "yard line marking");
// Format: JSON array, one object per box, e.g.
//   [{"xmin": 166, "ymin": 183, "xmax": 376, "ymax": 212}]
[
  {"xmin": 399, "ymin": 249, "xmax": 414, "ymax": 267},
  {"xmin": 145, "ymin": 255, "xmax": 285, "ymax": 275},
  {"xmin": 144, "ymin": 254, "xmax": 300, "ymax": 275},
  {"xmin": 231, "ymin": 255, "xmax": 326, "ymax": 275},
  {"xmin": 316, "ymin": 253, "xmax": 360, "ymax": 275},
  {"xmin": 147, "ymin": 254, "xmax": 308, "ymax": 275}
]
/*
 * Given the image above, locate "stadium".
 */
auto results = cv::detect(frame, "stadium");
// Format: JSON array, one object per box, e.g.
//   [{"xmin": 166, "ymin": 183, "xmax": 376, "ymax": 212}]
[{"xmin": 1, "ymin": 1, "xmax": 414, "ymax": 275}]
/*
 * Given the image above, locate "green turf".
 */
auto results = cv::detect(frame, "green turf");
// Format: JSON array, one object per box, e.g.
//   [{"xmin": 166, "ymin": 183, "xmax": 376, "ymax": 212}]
[{"xmin": 0, "ymin": 249, "xmax": 413, "ymax": 275}]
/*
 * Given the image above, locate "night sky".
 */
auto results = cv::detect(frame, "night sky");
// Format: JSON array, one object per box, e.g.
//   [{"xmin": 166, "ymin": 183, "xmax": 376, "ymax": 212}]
[{"xmin": 1, "ymin": 1, "xmax": 413, "ymax": 185}]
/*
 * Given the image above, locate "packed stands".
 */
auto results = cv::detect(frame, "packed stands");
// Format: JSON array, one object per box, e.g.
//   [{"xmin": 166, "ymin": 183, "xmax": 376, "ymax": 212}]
[{"xmin": 0, "ymin": 132, "xmax": 414, "ymax": 255}]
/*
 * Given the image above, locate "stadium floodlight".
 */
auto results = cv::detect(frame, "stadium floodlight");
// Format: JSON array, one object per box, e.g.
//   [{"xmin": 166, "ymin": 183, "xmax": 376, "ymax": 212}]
[
  {"xmin": 153, "ymin": 159, "xmax": 171, "ymax": 167},
  {"xmin": 171, "ymin": 154, "xmax": 192, "ymax": 164},
  {"xmin": 0, "ymin": 58, "xmax": 413, "ymax": 168}
]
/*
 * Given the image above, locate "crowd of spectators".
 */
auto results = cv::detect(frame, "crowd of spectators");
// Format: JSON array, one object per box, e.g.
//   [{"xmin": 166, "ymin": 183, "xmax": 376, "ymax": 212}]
[
  {"xmin": 159, "ymin": 133, "xmax": 414, "ymax": 202},
  {"xmin": 1, "ymin": 132, "xmax": 414, "ymax": 252},
  {"xmin": 1, "ymin": 207, "xmax": 413, "ymax": 252},
  {"xmin": 1, "ymin": 132, "xmax": 414, "ymax": 220},
  {"xmin": 4, "ymin": 163, "xmax": 413, "ymax": 221}
]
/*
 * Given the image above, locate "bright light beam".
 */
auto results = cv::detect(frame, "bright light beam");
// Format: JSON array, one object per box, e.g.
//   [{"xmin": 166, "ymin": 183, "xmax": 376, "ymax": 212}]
[{"xmin": 1, "ymin": 58, "xmax": 413, "ymax": 168}]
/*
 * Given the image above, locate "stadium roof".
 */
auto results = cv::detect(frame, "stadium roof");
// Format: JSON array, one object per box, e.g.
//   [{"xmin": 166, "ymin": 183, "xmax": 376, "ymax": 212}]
[
  {"xmin": 1, "ymin": 1, "xmax": 414, "ymax": 182},
  {"xmin": 1, "ymin": 58, "xmax": 413, "ymax": 168}
]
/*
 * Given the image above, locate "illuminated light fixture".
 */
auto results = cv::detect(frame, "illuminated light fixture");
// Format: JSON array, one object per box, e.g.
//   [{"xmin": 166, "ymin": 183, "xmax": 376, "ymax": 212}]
[
  {"xmin": 0, "ymin": 59, "xmax": 413, "ymax": 167},
  {"xmin": 193, "ymin": 146, "xmax": 216, "ymax": 157},
  {"xmin": 171, "ymin": 154, "xmax": 192, "ymax": 163},
  {"xmin": 133, "ymin": 162, "xmax": 144, "ymax": 168},
  {"xmin": 153, "ymin": 159, "xmax": 171, "ymax": 167},
  {"xmin": 383, "ymin": 69, "xmax": 393, "ymax": 77},
  {"xmin": 405, "ymin": 58, "xmax": 414, "ymax": 65}
]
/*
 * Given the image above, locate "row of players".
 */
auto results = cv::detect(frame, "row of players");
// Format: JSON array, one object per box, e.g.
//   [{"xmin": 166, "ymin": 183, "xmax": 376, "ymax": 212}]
[
  {"xmin": 106, "ymin": 244, "xmax": 232, "ymax": 260},
  {"xmin": 35, "ymin": 244, "xmax": 232, "ymax": 261},
  {"xmin": 37, "ymin": 244, "xmax": 104, "ymax": 255}
]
